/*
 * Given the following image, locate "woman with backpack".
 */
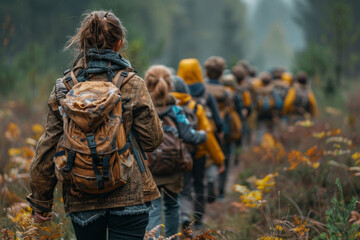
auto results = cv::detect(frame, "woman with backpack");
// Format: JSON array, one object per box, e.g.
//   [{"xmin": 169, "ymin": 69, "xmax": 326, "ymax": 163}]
[
  {"xmin": 144, "ymin": 65, "xmax": 207, "ymax": 238},
  {"xmin": 27, "ymin": 11, "xmax": 164, "ymax": 240}
]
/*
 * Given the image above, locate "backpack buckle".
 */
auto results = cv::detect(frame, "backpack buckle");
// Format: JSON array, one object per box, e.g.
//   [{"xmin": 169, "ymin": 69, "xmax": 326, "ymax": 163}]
[
  {"xmin": 86, "ymin": 134, "xmax": 97, "ymax": 149},
  {"xmin": 63, "ymin": 69, "xmax": 71, "ymax": 76}
]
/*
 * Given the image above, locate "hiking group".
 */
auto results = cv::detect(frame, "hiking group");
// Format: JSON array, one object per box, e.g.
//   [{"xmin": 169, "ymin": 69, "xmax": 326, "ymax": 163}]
[{"xmin": 26, "ymin": 11, "xmax": 318, "ymax": 240}]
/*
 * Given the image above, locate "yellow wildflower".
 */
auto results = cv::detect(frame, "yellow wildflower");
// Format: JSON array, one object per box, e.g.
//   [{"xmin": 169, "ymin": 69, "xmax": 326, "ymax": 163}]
[
  {"xmin": 313, "ymin": 131, "xmax": 325, "ymax": 139},
  {"xmin": 292, "ymin": 215, "xmax": 309, "ymax": 237},
  {"xmin": 275, "ymin": 225, "xmax": 283, "ymax": 231},
  {"xmin": 26, "ymin": 137, "xmax": 38, "ymax": 146},
  {"xmin": 255, "ymin": 172, "xmax": 278, "ymax": 192},
  {"xmin": 8, "ymin": 148, "xmax": 22, "ymax": 157},
  {"xmin": 233, "ymin": 184, "xmax": 249, "ymax": 194},
  {"xmin": 32, "ymin": 124, "xmax": 44, "ymax": 140},
  {"xmin": 312, "ymin": 162, "xmax": 320, "ymax": 169},
  {"xmin": 258, "ymin": 236, "xmax": 284, "ymax": 240},
  {"xmin": 295, "ymin": 119, "xmax": 314, "ymax": 127},
  {"xmin": 240, "ymin": 190, "xmax": 263, "ymax": 208},
  {"xmin": 352, "ymin": 152, "xmax": 360, "ymax": 160}
]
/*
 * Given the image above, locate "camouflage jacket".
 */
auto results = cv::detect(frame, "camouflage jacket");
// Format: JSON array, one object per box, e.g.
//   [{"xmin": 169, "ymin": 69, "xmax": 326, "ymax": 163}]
[{"xmin": 27, "ymin": 68, "xmax": 163, "ymax": 214}]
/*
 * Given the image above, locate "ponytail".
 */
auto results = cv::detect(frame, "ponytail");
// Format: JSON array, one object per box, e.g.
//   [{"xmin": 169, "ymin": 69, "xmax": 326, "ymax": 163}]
[
  {"xmin": 144, "ymin": 65, "xmax": 173, "ymax": 103},
  {"xmin": 65, "ymin": 10, "xmax": 127, "ymax": 54}
]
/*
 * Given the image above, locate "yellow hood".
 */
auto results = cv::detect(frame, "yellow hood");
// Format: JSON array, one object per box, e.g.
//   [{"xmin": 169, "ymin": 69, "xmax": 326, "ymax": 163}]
[
  {"xmin": 171, "ymin": 92, "xmax": 192, "ymax": 106},
  {"xmin": 177, "ymin": 58, "xmax": 203, "ymax": 85}
]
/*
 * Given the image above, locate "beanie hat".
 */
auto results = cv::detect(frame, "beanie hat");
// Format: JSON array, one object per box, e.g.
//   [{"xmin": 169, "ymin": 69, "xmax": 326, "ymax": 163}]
[{"xmin": 172, "ymin": 75, "xmax": 190, "ymax": 94}]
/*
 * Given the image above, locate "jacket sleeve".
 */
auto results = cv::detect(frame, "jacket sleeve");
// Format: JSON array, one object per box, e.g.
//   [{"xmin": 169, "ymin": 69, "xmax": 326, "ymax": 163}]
[
  {"xmin": 27, "ymin": 88, "xmax": 62, "ymax": 212},
  {"xmin": 282, "ymin": 87, "xmax": 296, "ymax": 115},
  {"xmin": 172, "ymin": 106, "xmax": 207, "ymax": 145},
  {"xmin": 132, "ymin": 77, "xmax": 163, "ymax": 152},
  {"xmin": 233, "ymin": 94, "xmax": 244, "ymax": 120},
  {"xmin": 206, "ymin": 93, "xmax": 223, "ymax": 133},
  {"xmin": 308, "ymin": 91, "xmax": 318, "ymax": 117},
  {"xmin": 196, "ymin": 104, "xmax": 225, "ymax": 166}
]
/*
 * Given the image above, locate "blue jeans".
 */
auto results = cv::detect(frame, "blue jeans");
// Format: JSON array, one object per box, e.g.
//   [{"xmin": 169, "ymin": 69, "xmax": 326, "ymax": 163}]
[{"xmin": 147, "ymin": 188, "xmax": 179, "ymax": 238}]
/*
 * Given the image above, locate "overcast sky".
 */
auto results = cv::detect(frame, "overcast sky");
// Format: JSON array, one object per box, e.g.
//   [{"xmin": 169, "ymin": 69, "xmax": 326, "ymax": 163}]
[{"xmin": 242, "ymin": 0, "xmax": 295, "ymax": 19}]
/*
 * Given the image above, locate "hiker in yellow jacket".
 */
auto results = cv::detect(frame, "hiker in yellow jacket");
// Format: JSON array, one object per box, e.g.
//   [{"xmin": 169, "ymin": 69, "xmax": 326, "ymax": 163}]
[
  {"xmin": 172, "ymin": 76, "xmax": 224, "ymax": 231},
  {"xmin": 177, "ymin": 59, "xmax": 224, "ymax": 230},
  {"xmin": 282, "ymin": 71, "xmax": 318, "ymax": 123},
  {"xmin": 177, "ymin": 59, "xmax": 223, "ymax": 135},
  {"xmin": 171, "ymin": 77, "xmax": 225, "ymax": 167}
]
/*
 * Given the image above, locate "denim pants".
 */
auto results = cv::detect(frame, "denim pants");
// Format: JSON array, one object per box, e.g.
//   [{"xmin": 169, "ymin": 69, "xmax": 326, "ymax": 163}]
[
  {"xmin": 147, "ymin": 188, "xmax": 179, "ymax": 238},
  {"xmin": 71, "ymin": 212, "xmax": 149, "ymax": 240},
  {"xmin": 180, "ymin": 171, "xmax": 193, "ymax": 223},
  {"xmin": 192, "ymin": 156, "xmax": 206, "ymax": 222},
  {"xmin": 218, "ymin": 142, "xmax": 232, "ymax": 197},
  {"xmin": 180, "ymin": 156, "xmax": 210, "ymax": 224}
]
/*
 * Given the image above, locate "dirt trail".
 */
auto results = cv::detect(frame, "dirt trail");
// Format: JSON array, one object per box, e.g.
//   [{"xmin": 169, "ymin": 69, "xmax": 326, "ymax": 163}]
[{"xmin": 201, "ymin": 157, "xmax": 243, "ymax": 230}]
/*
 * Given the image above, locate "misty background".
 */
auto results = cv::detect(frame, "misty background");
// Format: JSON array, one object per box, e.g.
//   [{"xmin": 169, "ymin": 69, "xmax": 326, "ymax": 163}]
[{"xmin": 1, "ymin": 0, "xmax": 359, "ymax": 108}]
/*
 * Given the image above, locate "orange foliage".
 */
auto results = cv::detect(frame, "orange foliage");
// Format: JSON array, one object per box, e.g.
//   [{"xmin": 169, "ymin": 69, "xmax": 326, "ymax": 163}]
[
  {"xmin": 287, "ymin": 146, "xmax": 323, "ymax": 170},
  {"xmin": 4, "ymin": 122, "xmax": 21, "ymax": 142}
]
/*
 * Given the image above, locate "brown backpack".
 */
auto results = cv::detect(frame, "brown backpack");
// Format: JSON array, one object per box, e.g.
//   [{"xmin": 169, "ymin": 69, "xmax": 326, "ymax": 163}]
[
  {"xmin": 293, "ymin": 86, "xmax": 311, "ymax": 115},
  {"xmin": 206, "ymin": 84, "xmax": 242, "ymax": 141},
  {"xmin": 146, "ymin": 111, "xmax": 192, "ymax": 176},
  {"xmin": 54, "ymin": 70, "xmax": 135, "ymax": 194},
  {"xmin": 182, "ymin": 102, "xmax": 199, "ymax": 155},
  {"xmin": 192, "ymin": 92, "xmax": 217, "ymax": 133}
]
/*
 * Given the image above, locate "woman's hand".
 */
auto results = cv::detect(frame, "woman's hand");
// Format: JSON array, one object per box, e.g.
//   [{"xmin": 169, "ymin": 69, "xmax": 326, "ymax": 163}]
[
  {"xmin": 217, "ymin": 164, "xmax": 225, "ymax": 174},
  {"xmin": 33, "ymin": 211, "xmax": 53, "ymax": 223}
]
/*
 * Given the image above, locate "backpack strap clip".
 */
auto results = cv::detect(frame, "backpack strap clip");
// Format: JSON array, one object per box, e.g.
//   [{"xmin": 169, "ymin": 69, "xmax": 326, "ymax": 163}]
[
  {"xmin": 63, "ymin": 69, "xmax": 71, "ymax": 76},
  {"xmin": 86, "ymin": 133, "xmax": 104, "ymax": 190},
  {"xmin": 113, "ymin": 70, "xmax": 136, "ymax": 89},
  {"xmin": 62, "ymin": 70, "xmax": 79, "ymax": 91},
  {"xmin": 63, "ymin": 150, "xmax": 75, "ymax": 173},
  {"xmin": 118, "ymin": 142, "xmax": 130, "ymax": 155}
]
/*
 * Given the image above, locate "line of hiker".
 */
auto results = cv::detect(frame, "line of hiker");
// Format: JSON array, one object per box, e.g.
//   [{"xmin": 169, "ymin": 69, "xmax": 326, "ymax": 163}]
[
  {"xmin": 27, "ymin": 10, "xmax": 318, "ymax": 240},
  {"xmin": 143, "ymin": 57, "xmax": 318, "ymax": 238}
]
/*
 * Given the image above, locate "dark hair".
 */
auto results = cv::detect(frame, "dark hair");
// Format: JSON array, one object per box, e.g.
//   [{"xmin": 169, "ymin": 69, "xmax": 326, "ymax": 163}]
[
  {"xmin": 237, "ymin": 60, "xmax": 250, "ymax": 75},
  {"xmin": 204, "ymin": 56, "xmax": 226, "ymax": 79},
  {"xmin": 260, "ymin": 72, "xmax": 272, "ymax": 86},
  {"xmin": 231, "ymin": 65, "xmax": 245, "ymax": 84},
  {"xmin": 297, "ymin": 71, "xmax": 308, "ymax": 85},
  {"xmin": 66, "ymin": 10, "xmax": 127, "ymax": 53},
  {"xmin": 272, "ymin": 66, "xmax": 285, "ymax": 79},
  {"xmin": 249, "ymin": 67, "xmax": 257, "ymax": 77},
  {"xmin": 144, "ymin": 65, "xmax": 173, "ymax": 103}
]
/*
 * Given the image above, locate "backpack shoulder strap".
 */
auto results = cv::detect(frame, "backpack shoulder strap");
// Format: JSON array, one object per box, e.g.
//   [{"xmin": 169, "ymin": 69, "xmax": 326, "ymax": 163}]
[
  {"xmin": 62, "ymin": 70, "xmax": 79, "ymax": 91},
  {"xmin": 161, "ymin": 114, "xmax": 179, "ymax": 137},
  {"xmin": 193, "ymin": 101, "xmax": 199, "ymax": 114},
  {"xmin": 114, "ymin": 69, "xmax": 136, "ymax": 89}
]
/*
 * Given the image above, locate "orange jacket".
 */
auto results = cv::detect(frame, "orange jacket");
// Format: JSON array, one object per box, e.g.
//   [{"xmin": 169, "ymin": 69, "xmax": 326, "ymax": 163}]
[{"xmin": 171, "ymin": 92, "xmax": 225, "ymax": 166}]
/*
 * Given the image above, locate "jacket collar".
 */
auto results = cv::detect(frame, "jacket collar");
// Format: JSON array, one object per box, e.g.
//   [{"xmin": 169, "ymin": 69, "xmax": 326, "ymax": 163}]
[
  {"xmin": 208, "ymin": 78, "xmax": 222, "ymax": 85},
  {"xmin": 73, "ymin": 48, "xmax": 132, "ymax": 82},
  {"xmin": 188, "ymin": 82, "xmax": 206, "ymax": 97},
  {"xmin": 171, "ymin": 92, "xmax": 192, "ymax": 106}
]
